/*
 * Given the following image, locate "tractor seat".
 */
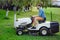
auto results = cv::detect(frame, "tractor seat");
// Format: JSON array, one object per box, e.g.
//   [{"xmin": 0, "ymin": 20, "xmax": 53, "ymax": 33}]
[{"xmin": 38, "ymin": 18, "xmax": 46, "ymax": 24}]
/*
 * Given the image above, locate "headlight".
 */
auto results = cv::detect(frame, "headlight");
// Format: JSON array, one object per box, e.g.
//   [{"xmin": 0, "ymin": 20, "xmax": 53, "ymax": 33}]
[{"xmin": 16, "ymin": 19, "xmax": 18, "ymax": 21}]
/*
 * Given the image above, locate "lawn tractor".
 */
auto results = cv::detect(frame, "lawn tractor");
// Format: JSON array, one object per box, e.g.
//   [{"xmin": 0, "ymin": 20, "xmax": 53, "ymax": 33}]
[{"xmin": 14, "ymin": 11, "xmax": 59, "ymax": 36}]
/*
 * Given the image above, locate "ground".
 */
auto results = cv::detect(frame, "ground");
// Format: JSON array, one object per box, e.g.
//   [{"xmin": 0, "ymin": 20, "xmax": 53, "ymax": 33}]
[{"xmin": 0, "ymin": 7, "xmax": 60, "ymax": 40}]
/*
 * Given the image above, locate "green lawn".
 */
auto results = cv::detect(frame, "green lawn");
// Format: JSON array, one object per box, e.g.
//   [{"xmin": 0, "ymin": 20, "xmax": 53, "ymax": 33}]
[{"xmin": 0, "ymin": 7, "xmax": 60, "ymax": 40}]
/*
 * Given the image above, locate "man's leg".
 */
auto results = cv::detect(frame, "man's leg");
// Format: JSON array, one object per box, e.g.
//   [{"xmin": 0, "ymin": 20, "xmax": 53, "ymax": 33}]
[{"xmin": 33, "ymin": 16, "xmax": 44, "ymax": 27}]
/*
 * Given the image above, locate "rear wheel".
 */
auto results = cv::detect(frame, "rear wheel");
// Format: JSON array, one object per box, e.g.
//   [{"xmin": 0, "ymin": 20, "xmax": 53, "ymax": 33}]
[{"xmin": 39, "ymin": 27, "xmax": 48, "ymax": 36}]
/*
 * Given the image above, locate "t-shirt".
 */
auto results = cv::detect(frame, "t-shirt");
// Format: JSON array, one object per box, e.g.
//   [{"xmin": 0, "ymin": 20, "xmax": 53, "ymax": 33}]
[{"xmin": 38, "ymin": 8, "xmax": 46, "ymax": 18}]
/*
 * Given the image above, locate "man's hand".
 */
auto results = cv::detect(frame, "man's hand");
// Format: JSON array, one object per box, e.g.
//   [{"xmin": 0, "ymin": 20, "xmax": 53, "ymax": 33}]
[{"xmin": 32, "ymin": 15, "xmax": 38, "ymax": 17}]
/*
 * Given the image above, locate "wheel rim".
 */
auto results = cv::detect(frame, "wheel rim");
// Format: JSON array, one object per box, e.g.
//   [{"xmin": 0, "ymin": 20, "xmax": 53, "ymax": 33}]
[
  {"xmin": 18, "ymin": 31, "xmax": 22, "ymax": 35},
  {"xmin": 42, "ymin": 30, "xmax": 47, "ymax": 35}
]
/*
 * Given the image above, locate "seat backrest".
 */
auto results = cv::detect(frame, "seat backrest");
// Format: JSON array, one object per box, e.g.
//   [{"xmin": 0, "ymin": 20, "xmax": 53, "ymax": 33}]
[
  {"xmin": 38, "ymin": 21, "xmax": 45, "ymax": 24},
  {"xmin": 38, "ymin": 18, "xmax": 46, "ymax": 24}
]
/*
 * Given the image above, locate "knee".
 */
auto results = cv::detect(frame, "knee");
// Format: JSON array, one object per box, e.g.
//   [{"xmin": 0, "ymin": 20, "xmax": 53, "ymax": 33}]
[{"xmin": 34, "ymin": 17, "xmax": 38, "ymax": 21}]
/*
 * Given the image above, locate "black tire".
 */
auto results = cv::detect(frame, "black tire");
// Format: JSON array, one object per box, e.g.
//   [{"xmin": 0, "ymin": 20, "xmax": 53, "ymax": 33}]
[
  {"xmin": 16, "ymin": 29, "xmax": 23, "ymax": 36},
  {"xmin": 39, "ymin": 27, "xmax": 48, "ymax": 36}
]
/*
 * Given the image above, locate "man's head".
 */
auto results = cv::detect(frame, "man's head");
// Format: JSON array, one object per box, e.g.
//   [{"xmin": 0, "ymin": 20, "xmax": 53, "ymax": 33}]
[{"xmin": 37, "ymin": 2, "xmax": 43, "ymax": 9}]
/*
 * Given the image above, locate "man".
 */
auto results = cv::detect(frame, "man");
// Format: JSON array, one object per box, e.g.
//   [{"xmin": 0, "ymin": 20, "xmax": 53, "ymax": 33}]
[{"xmin": 32, "ymin": 3, "xmax": 46, "ymax": 29}]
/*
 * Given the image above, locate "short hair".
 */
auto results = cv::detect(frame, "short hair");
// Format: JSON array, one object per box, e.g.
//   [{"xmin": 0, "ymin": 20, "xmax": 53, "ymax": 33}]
[{"xmin": 37, "ymin": 2, "xmax": 43, "ymax": 7}]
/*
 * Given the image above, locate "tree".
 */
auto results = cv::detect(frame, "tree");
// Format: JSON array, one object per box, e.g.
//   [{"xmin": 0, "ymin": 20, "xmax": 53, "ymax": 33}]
[
  {"xmin": 31, "ymin": 0, "xmax": 41, "ymax": 6},
  {"xmin": 0, "ymin": 0, "xmax": 10, "ymax": 19},
  {"xmin": 40, "ymin": 0, "xmax": 51, "ymax": 7},
  {"xmin": 0, "ymin": 0, "xmax": 6, "ymax": 9},
  {"xmin": 12, "ymin": 0, "xmax": 32, "ymax": 14},
  {"xmin": 5, "ymin": 0, "xmax": 10, "ymax": 19}
]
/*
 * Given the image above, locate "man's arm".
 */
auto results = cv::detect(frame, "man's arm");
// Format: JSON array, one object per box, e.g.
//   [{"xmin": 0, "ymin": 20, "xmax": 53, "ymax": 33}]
[{"xmin": 32, "ymin": 15, "xmax": 38, "ymax": 17}]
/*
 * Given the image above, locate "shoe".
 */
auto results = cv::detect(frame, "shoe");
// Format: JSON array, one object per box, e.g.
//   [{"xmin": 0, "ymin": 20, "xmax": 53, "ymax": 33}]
[{"xmin": 31, "ymin": 27, "xmax": 36, "ymax": 29}]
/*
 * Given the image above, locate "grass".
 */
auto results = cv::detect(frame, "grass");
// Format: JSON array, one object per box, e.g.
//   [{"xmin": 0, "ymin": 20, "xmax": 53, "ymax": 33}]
[{"xmin": 0, "ymin": 7, "xmax": 60, "ymax": 40}]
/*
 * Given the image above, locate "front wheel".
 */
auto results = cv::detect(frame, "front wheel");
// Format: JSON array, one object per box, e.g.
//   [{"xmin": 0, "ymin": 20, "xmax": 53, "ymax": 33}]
[
  {"xmin": 39, "ymin": 27, "xmax": 48, "ymax": 36},
  {"xmin": 16, "ymin": 29, "xmax": 23, "ymax": 35}
]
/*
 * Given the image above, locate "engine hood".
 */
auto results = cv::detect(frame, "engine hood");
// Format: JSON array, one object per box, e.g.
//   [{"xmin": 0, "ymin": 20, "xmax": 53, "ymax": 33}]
[
  {"xmin": 14, "ymin": 18, "xmax": 32, "ymax": 27},
  {"xmin": 17, "ymin": 18, "xmax": 32, "ymax": 24}
]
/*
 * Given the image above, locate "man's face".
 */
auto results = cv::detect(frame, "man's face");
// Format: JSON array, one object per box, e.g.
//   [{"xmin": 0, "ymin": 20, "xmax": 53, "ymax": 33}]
[{"xmin": 37, "ymin": 6, "xmax": 40, "ymax": 10}]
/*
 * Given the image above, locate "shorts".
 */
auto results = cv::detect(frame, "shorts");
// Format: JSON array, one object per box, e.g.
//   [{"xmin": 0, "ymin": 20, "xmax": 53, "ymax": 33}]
[{"xmin": 38, "ymin": 18, "xmax": 46, "ymax": 23}]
